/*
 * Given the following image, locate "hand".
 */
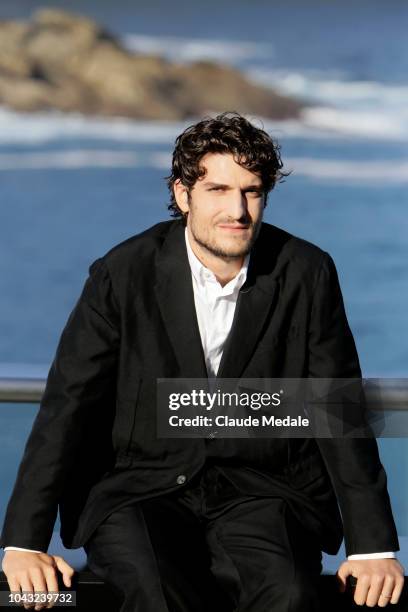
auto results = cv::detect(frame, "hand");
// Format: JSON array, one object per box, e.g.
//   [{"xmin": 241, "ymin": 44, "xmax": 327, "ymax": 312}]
[
  {"xmin": 337, "ymin": 558, "xmax": 405, "ymax": 607},
  {"xmin": 1, "ymin": 550, "xmax": 75, "ymax": 610}
]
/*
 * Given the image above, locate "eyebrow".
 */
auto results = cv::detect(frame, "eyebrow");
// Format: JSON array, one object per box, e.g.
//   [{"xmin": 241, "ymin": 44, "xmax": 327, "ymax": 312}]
[{"xmin": 204, "ymin": 181, "xmax": 263, "ymax": 190}]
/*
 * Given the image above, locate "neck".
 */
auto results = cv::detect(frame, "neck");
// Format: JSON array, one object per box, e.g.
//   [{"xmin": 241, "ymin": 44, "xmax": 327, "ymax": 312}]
[{"xmin": 186, "ymin": 227, "xmax": 244, "ymax": 287}]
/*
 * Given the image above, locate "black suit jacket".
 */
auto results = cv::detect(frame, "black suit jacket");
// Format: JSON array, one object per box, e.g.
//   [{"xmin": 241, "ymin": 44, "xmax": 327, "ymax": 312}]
[{"xmin": 0, "ymin": 220, "xmax": 399, "ymax": 556}]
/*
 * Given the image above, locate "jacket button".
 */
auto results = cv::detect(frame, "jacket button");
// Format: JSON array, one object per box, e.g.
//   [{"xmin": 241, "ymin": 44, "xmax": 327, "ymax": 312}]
[{"xmin": 176, "ymin": 474, "xmax": 186, "ymax": 485}]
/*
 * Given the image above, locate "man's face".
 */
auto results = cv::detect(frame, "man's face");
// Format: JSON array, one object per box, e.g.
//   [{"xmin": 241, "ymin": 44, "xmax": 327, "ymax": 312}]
[{"xmin": 176, "ymin": 152, "xmax": 265, "ymax": 260}]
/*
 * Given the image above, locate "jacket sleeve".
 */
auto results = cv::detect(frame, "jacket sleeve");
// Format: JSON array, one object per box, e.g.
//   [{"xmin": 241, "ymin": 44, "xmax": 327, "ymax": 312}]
[
  {"xmin": 309, "ymin": 252, "xmax": 399, "ymax": 556},
  {"xmin": 0, "ymin": 258, "xmax": 120, "ymax": 552}
]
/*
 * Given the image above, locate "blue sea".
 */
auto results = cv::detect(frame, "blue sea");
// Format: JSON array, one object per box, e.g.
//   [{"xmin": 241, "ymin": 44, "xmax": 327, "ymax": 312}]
[{"xmin": 0, "ymin": 0, "xmax": 407, "ymax": 555}]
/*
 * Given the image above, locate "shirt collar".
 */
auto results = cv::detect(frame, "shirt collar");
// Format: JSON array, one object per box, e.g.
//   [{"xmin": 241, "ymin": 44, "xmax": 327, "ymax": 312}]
[{"xmin": 184, "ymin": 227, "xmax": 250, "ymax": 293}]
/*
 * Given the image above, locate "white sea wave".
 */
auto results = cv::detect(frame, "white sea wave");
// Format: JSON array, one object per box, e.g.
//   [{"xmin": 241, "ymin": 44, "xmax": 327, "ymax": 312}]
[
  {"xmin": 249, "ymin": 68, "xmax": 408, "ymax": 140},
  {"xmin": 0, "ymin": 108, "xmax": 187, "ymax": 145},
  {"xmin": 0, "ymin": 150, "xmax": 141, "ymax": 170},
  {"xmin": 123, "ymin": 34, "xmax": 274, "ymax": 63},
  {"xmin": 0, "ymin": 105, "xmax": 407, "ymax": 146},
  {"xmin": 285, "ymin": 157, "xmax": 408, "ymax": 183},
  {"xmin": 298, "ymin": 106, "xmax": 408, "ymax": 141},
  {"xmin": 0, "ymin": 148, "xmax": 407, "ymax": 184},
  {"xmin": 249, "ymin": 68, "xmax": 408, "ymax": 107}
]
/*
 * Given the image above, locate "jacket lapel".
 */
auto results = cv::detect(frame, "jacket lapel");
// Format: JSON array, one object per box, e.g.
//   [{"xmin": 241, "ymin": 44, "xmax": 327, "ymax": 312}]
[
  {"xmin": 217, "ymin": 222, "xmax": 286, "ymax": 379},
  {"xmin": 216, "ymin": 249, "xmax": 278, "ymax": 379},
  {"xmin": 154, "ymin": 221, "xmax": 208, "ymax": 378}
]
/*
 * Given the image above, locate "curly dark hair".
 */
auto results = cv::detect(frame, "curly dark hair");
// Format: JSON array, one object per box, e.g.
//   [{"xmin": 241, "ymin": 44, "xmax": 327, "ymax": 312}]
[{"xmin": 165, "ymin": 111, "xmax": 288, "ymax": 219}]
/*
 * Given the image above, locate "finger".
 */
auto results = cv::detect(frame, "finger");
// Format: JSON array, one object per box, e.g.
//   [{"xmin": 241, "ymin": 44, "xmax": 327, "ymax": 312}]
[
  {"xmin": 30, "ymin": 569, "xmax": 47, "ymax": 611},
  {"xmin": 377, "ymin": 575, "xmax": 395, "ymax": 608},
  {"xmin": 353, "ymin": 573, "xmax": 371, "ymax": 607},
  {"xmin": 6, "ymin": 576, "xmax": 22, "ymax": 608},
  {"xmin": 53, "ymin": 557, "xmax": 74, "ymax": 588},
  {"xmin": 390, "ymin": 574, "xmax": 405, "ymax": 605},
  {"xmin": 62, "ymin": 568, "xmax": 74, "ymax": 589},
  {"xmin": 336, "ymin": 564, "xmax": 350, "ymax": 592},
  {"xmin": 19, "ymin": 575, "xmax": 34, "ymax": 610},
  {"xmin": 44, "ymin": 567, "xmax": 59, "ymax": 609},
  {"xmin": 365, "ymin": 574, "xmax": 385, "ymax": 607},
  {"xmin": 335, "ymin": 575, "xmax": 346, "ymax": 592},
  {"xmin": 6, "ymin": 574, "xmax": 21, "ymax": 595}
]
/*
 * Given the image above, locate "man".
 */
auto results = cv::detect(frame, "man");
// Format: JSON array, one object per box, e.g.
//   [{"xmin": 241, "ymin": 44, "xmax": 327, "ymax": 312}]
[{"xmin": 1, "ymin": 112, "xmax": 404, "ymax": 611}]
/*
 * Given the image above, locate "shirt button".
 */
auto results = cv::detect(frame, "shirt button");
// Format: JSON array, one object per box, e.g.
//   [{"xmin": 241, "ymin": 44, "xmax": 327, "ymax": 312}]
[{"xmin": 176, "ymin": 474, "xmax": 186, "ymax": 485}]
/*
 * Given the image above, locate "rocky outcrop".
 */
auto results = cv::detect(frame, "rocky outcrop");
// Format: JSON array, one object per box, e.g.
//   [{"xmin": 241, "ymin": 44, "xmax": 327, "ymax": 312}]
[{"xmin": 0, "ymin": 9, "xmax": 302, "ymax": 120}]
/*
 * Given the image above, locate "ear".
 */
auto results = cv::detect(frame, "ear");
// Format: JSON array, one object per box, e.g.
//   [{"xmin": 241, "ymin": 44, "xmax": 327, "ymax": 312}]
[{"xmin": 173, "ymin": 179, "xmax": 190, "ymax": 214}]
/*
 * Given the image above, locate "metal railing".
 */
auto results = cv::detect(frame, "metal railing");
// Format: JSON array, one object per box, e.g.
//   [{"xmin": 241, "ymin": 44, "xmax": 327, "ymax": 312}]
[
  {"xmin": 1, "ymin": 376, "xmax": 408, "ymax": 407},
  {"xmin": 0, "ymin": 378, "xmax": 45, "ymax": 403}
]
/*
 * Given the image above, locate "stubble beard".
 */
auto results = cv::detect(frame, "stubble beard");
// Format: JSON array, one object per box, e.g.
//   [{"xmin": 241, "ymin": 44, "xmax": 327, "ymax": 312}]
[{"xmin": 190, "ymin": 218, "xmax": 262, "ymax": 261}]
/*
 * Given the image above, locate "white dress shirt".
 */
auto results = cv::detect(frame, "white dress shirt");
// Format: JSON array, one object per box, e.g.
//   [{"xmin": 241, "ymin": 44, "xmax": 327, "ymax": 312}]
[
  {"xmin": 184, "ymin": 228, "xmax": 249, "ymax": 378},
  {"xmin": 4, "ymin": 230, "xmax": 395, "ymax": 560}
]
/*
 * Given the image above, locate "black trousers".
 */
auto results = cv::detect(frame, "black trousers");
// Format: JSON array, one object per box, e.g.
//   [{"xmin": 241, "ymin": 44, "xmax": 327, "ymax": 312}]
[{"xmin": 84, "ymin": 465, "xmax": 323, "ymax": 612}]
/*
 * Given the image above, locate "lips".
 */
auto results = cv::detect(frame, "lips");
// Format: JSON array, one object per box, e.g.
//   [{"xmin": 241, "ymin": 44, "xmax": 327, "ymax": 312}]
[{"xmin": 218, "ymin": 224, "xmax": 249, "ymax": 230}]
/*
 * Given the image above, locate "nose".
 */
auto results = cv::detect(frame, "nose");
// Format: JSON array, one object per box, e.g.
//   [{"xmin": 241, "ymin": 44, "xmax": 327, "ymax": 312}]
[{"xmin": 225, "ymin": 190, "xmax": 249, "ymax": 221}]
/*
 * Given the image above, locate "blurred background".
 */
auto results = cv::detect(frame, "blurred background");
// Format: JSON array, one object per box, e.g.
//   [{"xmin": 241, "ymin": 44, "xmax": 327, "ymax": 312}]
[{"xmin": 0, "ymin": 0, "xmax": 407, "ymax": 566}]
